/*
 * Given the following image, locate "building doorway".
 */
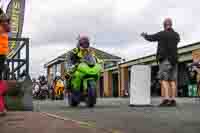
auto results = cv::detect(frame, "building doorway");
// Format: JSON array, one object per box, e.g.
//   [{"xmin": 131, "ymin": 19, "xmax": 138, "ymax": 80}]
[
  {"xmin": 151, "ymin": 66, "xmax": 160, "ymax": 96},
  {"xmin": 112, "ymin": 73, "xmax": 119, "ymax": 97},
  {"xmin": 99, "ymin": 76, "xmax": 104, "ymax": 97}
]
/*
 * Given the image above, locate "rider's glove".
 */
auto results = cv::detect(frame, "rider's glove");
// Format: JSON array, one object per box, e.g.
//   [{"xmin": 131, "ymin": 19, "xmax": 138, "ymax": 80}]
[{"xmin": 64, "ymin": 73, "xmax": 71, "ymax": 80}]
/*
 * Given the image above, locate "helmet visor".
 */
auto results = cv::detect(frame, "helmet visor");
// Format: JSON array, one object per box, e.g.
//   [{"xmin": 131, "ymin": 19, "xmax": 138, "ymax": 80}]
[{"xmin": 79, "ymin": 38, "xmax": 89, "ymax": 48}]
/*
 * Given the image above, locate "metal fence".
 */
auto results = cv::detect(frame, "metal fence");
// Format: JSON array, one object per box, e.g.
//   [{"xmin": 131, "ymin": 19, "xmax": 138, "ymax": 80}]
[{"xmin": 6, "ymin": 38, "xmax": 30, "ymax": 80}]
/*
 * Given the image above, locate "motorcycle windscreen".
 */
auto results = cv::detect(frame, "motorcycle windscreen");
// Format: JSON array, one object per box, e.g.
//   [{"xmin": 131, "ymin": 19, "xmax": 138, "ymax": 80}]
[{"xmin": 83, "ymin": 54, "xmax": 96, "ymax": 66}]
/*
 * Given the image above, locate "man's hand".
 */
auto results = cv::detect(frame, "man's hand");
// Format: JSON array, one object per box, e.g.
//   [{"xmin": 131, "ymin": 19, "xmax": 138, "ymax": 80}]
[{"xmin": 141, "ymin": 32, "xmax": 147, "ymax": 37}]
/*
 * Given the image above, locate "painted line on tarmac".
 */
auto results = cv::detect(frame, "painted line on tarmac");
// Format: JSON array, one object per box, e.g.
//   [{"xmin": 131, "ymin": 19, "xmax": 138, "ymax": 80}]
[
  {"xmin": 40, "ymin": 112, "xmax": 123, "ymax": 133},
  {"xmin": 40, "ymin": 112, "xmax": 96, "ymax": 129}
]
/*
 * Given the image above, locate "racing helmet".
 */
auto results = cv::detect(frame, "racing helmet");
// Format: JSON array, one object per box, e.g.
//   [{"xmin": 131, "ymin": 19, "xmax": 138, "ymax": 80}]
[
  {"xmin": 56, "ymin": 72, "xmax": 61, "ymax": 77},
  {"xmin": 77, "ymin": 35, "xmax": 90, "ymax": 49}
]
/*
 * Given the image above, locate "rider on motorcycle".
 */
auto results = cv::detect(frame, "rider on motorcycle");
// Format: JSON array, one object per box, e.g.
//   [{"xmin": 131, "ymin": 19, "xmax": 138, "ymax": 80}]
[
  {"xmin": 64, "ymin": 35, "xmax": 102, "ymax": 89},
  {"xmin": 32, "ymin": 78, "xmax": 36, "ymax": 90},
  {"xmin": 52, "ymin": 72, "xmax": 63, "ymax": 90},
  {"xmin": 39, "ymin": 75, "xmax": 47, "ymax": 86},
  {"xmin": 53, "ymin": 72, "xmax": 65, "ymax": 99},
  {"xmin": 32, "ymin": 80, "xmax": 40, "ymax": 97},
  {"xmin": 189, "ymin": 61, "xmax": 200, "ymax": 96},
  {"xmin": 54, "ymin": 72, "xmax": 62, "ymax": 82}
]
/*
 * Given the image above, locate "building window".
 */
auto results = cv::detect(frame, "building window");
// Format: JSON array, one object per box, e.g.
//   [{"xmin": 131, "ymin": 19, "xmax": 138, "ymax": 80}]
[
  {"xmin": 57, "ymin": 63, "xmax": 61, "ymax": 73},
  {"xmin": 104, "ymin": 62, "xmax": 116, "ymax": 69},
  {"xmin": 49, "ymin": 67, "xmax": 53, "ymax": 74},
  {"xmin": 51, "ymin": 65, "xmax": 56, "ymax": 78}
]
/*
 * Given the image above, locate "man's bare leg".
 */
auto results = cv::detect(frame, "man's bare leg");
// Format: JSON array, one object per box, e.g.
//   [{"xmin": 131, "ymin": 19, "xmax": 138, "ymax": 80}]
[
  {"xmin": 160, "ymin": 80, "xmax": 170, "ymax": 106},
  {"xmin": 170, "ymin": 81, "xmax": 176, "ymax": 98},
  {"xmin": 169, "ymin": 80, "xmax": 177, "ymax": 106},
  {"xmin": 160, "ymin": 81, "xmax": 164, "ymax": 96}
]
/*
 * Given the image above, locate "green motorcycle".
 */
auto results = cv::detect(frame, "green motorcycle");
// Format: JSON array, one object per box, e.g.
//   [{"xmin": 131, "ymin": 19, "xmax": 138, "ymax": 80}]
[{"xmin": 67, "ymin": 54, "xmax": 102, "ymax": 107}]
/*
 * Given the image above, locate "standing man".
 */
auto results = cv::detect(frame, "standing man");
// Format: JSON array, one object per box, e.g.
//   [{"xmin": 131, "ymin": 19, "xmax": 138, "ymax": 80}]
[{"xmin": 141, "ymin": 18, "xmax": 180, "ymax": 106}]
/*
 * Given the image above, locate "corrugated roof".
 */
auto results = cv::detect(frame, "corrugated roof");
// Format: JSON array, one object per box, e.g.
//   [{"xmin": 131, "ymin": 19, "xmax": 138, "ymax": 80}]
[
  {"xmin": 120, "ymin": 41, "xmax": 200, "ymax": 65},
  {"xmin": 44, "ymin": 47, "xmax": 121, "ymax": 68},
  {"xmin": 58, "ymin": 47, "xmax": 121, "ymax": 59}
]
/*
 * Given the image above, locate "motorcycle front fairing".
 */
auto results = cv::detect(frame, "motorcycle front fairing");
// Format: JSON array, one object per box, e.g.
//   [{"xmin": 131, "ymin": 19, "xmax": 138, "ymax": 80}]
[
  {"xmin": 71, "ymin": 63, "xmax": 101, "ymax": 92},
  {"xmin": 71, "ymin": 54, "xmax": 102, "ymax": 92}
]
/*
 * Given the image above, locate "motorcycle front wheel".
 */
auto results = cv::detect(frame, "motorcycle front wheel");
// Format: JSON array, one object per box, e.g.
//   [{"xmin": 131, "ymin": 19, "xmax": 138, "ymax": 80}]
[
  {"xmin": 68, "ymin": 92, "xmax": 79, "ymax": 107},
  {"xmin": 85, "ymin": 80, "xmax": 97, "ymax": 108}
]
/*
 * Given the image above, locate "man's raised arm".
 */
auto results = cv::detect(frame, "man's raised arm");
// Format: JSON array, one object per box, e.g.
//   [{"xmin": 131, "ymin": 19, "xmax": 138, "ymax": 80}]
[{"xmin": 141, "ymin": 32, "xmax": 161, "ymax": 42}]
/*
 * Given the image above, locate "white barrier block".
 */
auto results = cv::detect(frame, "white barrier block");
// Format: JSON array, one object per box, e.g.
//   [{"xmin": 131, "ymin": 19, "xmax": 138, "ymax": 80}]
[{"xmin": 130, "ymin": 65, "xmax": 151, "ymax": 106}]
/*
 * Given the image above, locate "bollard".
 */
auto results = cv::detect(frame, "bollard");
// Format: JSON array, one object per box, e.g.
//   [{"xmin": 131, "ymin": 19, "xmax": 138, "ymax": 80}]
[{"xmin": 129, "ymin": 65, "xmax": 152, "ymax": 106}]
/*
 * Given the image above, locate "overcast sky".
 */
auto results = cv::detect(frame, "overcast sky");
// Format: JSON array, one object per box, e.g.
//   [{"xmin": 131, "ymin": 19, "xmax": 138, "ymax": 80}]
[{"xmin": 22, "ymin": 0, "xmax": 200, "ymax": 78}]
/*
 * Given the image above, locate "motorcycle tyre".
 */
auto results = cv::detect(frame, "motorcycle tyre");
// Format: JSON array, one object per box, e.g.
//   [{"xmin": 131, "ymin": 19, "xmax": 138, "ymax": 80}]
[{"xmin": 68, "ymin": 92, "xmax": 79, "ymax": 107}]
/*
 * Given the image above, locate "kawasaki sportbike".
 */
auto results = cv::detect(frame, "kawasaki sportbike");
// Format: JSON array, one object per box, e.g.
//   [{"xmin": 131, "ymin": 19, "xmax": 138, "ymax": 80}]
[{"xmin": 67, "ymin": 54, "xmax": 102, "ymax": 107}]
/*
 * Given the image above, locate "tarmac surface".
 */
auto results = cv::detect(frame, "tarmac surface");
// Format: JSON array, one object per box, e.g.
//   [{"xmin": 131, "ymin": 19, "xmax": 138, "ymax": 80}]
[
  {"xmin": 34, "ymin": 98, "xmax": 200, "ymax": 133},
  {"xmin": 1, "ymin": 98, "xmax": 200, "ymax": 133},
  {"xmin": 0, "ymin": 112, "xmax": 108, "ymax": 133}
]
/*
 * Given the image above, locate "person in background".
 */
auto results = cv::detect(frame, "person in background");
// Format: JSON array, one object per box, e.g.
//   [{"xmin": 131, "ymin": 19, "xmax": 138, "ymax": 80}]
[
  {"xmin": 32, "ymin": 78, "xmax": 36, "ymax": 92},
  {"xmin": 0, "ymin": 9, "xmax": 10, "ymax": 80},
  {"xmin": 141, "ymin": 18, "xmax": 180, "ymax": 106},
  {"xmin": 190, "ymin": 61, "xmax": 200, "ymax": 96},
  {"xmin": 0, "ymin": 8, "xmax": 10, "ymax": 116},
  {"xmin": 32, "ymin": 78, "xmax": 36, "ymax": 88},
  {"xmin": 197, "ymin": 67, "xmax": 200, "ymax": 96},
  {"xmin": 32, "ymin": 80, "xmax": 40, "ymax": 98},
  {"xmin": 39, "ymin": 75, "xmax": 47, "ymax": 86},
  {"xmin": 51, "ymin": 72, "xmax": 62, "ymax": 98},
  {"xmin": 54, "ymin": 72, "xmax": 62, "ymax": 81},
  {"xmin": 32, "ymin": 78, "xmax": 36, "ymax": 83}
]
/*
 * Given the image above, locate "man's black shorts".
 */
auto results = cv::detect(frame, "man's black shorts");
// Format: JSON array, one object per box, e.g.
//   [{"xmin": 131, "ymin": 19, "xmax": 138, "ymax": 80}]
[{"xmin": 158, "ymin": 59, "xmax": 177, "ymax": 81}]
